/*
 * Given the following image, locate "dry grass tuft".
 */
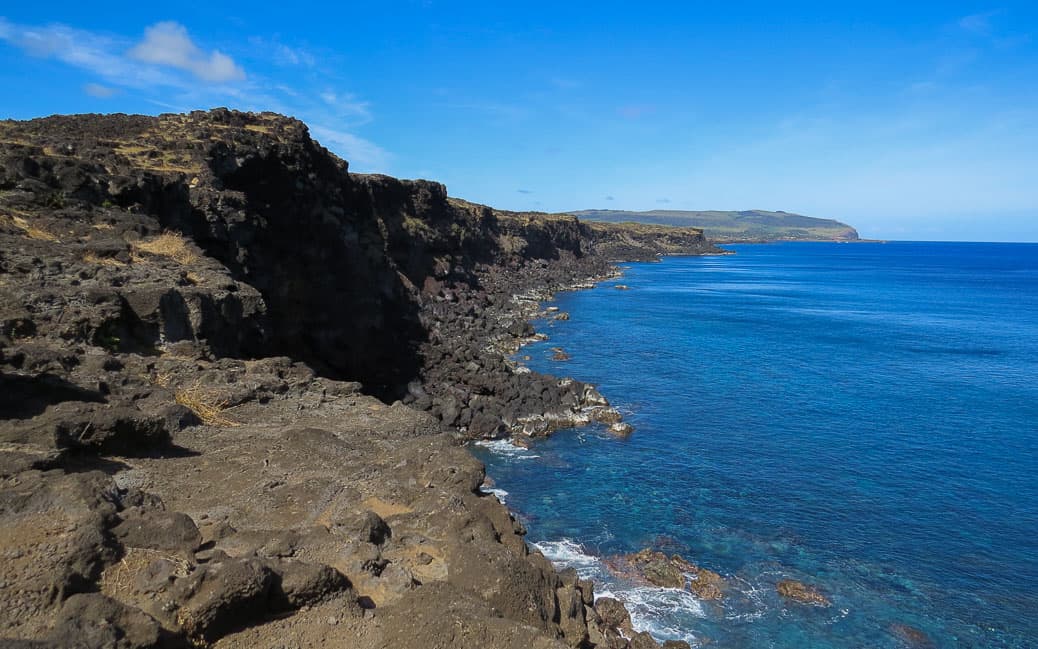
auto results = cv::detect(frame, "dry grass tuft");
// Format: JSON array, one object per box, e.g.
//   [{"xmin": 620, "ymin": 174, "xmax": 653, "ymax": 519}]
[
  {"xmin": 244, "ymin": 123, "xmax": 275, "ymax": 134},
  {"xmin": 101, "ymin": 547, "xmax": 192, "ymax": 598},
  {"xmin": 10, "ymin": 215, "xmax": 58, "ymax": 241},
  {"xmin": 152, "ymin": 372, "xmax": 237, "ymax": 426},
  {"xmin": 115, "ymin": 141, "xmax": 200, "ymax": 174},
  {"xmin": 83, "ymin": 251, "xmax": 126, "ymax": 267},
  {"xmin": 174, "ymin": 382, "xmax": 239, "ymax": 427},
  {"xmin": 133, "ymin": 232, "xmax": 198, "ymax": 265}
]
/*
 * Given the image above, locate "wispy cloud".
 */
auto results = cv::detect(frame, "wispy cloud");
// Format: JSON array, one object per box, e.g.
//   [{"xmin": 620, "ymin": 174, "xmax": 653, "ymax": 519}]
[
  {"xmin": 517, "ymin": 188, "xmax": 533, "ymax": 194},
  {"xmin": 309, "ymin": 124, "xmax": 390, "ymax": 171},
  {"xmin": 958, "ymin": 11, "xmax": 1001, "ymax": 36},
  {"xmin": 0, "ymin": 18, "xmax": 389, "ymax": 171},
  {"xmin": 955, "ymin": 9, "xmax": 1029, "ymax": 48},
  {"xmin": 604, "ymin": 195, "xmax": 615, "ymax": 201},
  {"xmin": 275, "ymin": 43, "xmax": 316, "ymax": 68},
  {"xmin": 0, "ymin": 18, "xmax": 236, "ymax": 89},
  {"xmin": 656, "ymin": 198, "xmax": 671, "ymax": 204},
  {"xmin": 319, "ymin": 90, "xmax": 371, "ymax": 124},
  {"xmin": 0, "ymin": 18, "xmax": 175, "ymax": 89},
  {"xmin": 246, "ymin": 36, "xmax": 318, "ymax": 68},
  {"xmin": 83, "ymin": 82, "xmax": 118, "ymax": 98}
]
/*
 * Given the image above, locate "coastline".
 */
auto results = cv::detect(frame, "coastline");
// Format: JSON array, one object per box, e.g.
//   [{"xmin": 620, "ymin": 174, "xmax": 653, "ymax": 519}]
[
  {"xmin": 467, "ymin": 259, "xmax": 707, "ymax": 644},
  {"xmin": 0, "ymin": 109, "xmax": 718, "ymax": 649},
  {"xmin": 470, "ymin": 243, "xmax": 1038, "ymax": 649}
]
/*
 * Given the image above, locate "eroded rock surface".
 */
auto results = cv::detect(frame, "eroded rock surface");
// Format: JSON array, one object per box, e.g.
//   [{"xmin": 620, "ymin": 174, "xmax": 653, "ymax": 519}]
[{"xmin": 0, "ymin": 110, "xmax": 719, "ymax": 647}]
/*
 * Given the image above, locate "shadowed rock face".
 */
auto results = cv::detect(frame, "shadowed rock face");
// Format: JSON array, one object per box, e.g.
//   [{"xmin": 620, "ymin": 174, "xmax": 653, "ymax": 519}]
[
  {"xmin": 1, "ymin": 109, "xmax": 716, "ymax": 402},
  {"xmin": 0, "ymin": 109, "xmax": 719, "ymax": 649}
]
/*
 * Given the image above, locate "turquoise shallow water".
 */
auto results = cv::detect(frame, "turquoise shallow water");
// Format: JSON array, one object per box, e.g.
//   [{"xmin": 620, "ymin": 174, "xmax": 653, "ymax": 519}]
[{"xmin": 472, "ymin": 242, "xmax": 1038, "ymax": 648}]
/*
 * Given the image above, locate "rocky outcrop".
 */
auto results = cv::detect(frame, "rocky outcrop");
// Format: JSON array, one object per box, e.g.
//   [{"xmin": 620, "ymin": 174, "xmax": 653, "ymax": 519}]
[
  {"xmin": 0, "ymin": 110, "xmax": 719, "ymax": 647},
  {"xmin": 606, "ymin": 549, "xmax": 727, "ymax": 601},
  {"xmin": 776, "ymin": 579, "xmax": 831, "ymax": 606}
]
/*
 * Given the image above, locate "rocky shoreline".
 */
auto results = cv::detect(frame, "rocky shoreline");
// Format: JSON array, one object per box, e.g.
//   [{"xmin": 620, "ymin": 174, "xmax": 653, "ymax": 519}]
[{"xmin": 0, "ymin": 109, "xmax": 720, "ymax": 648}]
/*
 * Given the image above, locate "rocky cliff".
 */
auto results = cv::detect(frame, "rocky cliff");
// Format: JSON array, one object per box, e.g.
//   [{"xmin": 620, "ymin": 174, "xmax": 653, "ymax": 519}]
[{"xmin": 0, "ymin": 109, "xmax": 717, "ymax": 648}]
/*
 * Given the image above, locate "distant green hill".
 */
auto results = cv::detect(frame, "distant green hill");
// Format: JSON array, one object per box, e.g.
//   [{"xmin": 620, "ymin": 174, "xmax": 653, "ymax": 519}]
[{"xmin": 568, "ymin": 209, "xmax": 859, "ymax": 242}]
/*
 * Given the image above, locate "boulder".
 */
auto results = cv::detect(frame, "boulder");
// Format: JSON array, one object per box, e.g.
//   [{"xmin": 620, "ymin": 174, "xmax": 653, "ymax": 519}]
[
  {"xmin": 0, "ymin": 470, "xmax": 121, "ymax": 635},
  {"xmin": 171, "ymin": 557, "xmax": 275, "ymax": 641},
  {"xmin": 112, "ymin": 508, "xmax": 201, "ymax": 553},
  {"xmin": 265, "ymin": 558, "xmax": 352, "ymax": 611},
  {"xmin": 46, "ymin": 593, "xmax": 174, "ymax": 649},
  {"xmin": 608, "ymin": 422, "xmax": 634, "ymax": 437},
  {"xmin": 333, "ymin": 510, "xmax": 391, "ymax": 545},
  {"xmin": 593, "ymin": 596, "xmax": 632, "ymax": 632}
]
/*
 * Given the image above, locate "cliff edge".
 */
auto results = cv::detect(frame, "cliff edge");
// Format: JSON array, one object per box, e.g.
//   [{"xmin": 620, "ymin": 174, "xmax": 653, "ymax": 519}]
[{"xmin": 0, "ymin": 109, "xmax": 714, "ymax": 648}]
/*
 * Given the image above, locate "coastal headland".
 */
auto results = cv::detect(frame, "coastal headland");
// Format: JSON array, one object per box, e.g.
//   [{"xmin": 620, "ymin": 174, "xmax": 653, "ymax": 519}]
[{"xmin": 0, "ymin": 109, "xmax": 721, "ymax": 648}]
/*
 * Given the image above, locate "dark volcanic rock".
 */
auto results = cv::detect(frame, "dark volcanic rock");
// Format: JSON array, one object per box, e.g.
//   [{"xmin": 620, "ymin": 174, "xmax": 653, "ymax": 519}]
[
  {"xmin": 171, "ymin": 556, "xmax": 275, "ymax": 641},
  {"xmin": 265, "ymin": 558, "xmax": 352, "ymax": 611},
  {"xmin": 112, "ymin": 508, "xmax": 202, "ymax": 553},
  {"xmin": 47, "ymin": 593, "xmax": 175, "ymax": 649},
  {"xmin": 0, "ymin": 109, "xmax": 722, "ymax": 649},
  {"xmin": 0, "ymin": 469, "xmax": 122, "ymax": 637}
]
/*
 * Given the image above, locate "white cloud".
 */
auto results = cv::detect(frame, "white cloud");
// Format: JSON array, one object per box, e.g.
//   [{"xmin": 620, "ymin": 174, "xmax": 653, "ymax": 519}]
[
  {"xmin": 129, "ymin": 21, "xmax": 244, "ymax": 82},
  {"xmin": 1, "ymin": 18, "xmax": 389, "ymax": 172},
  {"xmin": 0, "ymin": 19, "xmax": 196, "ymax": 89}
]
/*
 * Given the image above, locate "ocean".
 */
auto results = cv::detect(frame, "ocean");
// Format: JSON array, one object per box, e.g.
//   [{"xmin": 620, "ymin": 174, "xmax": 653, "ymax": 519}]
[{"xmin": 471, "ymin": 242, "xmax": 1038, "ymax": 648}]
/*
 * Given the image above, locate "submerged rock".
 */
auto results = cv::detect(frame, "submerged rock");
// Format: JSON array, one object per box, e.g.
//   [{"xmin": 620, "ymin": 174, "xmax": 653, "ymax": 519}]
[
  {"xmin": 889, "ymin": 622, "xmax": 936, "ymax": 648},
  {"xmin": 776, "ymin": 579, "xmax": 831, "ymax": 606}
]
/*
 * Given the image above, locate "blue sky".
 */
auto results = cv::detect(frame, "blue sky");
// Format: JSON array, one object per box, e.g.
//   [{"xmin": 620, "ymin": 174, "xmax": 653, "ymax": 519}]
[{"xmin": 2, "ymin": 2, "xmax": 1036, "ymax": 241}]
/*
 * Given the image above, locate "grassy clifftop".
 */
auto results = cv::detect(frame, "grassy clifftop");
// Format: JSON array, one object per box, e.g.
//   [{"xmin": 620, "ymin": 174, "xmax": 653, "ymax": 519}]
[{"xmin": 569, "ymin": 209, "xmax": 860, "ymax": 242}]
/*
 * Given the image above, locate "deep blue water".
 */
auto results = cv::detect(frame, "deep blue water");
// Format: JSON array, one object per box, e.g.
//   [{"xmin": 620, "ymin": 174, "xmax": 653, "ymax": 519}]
[{"xmin": 472, "ymin": 242, "xmax": 1038, "ymax": 648}]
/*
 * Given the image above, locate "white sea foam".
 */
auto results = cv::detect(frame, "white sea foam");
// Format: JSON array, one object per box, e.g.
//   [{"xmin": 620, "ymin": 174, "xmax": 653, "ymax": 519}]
[
  {"xmin": 534, "ymin": 538, "xmax": 705, "ymax": 646},
  {"xmin": 472, "ymin": 438, "xmax": 540, "ymax": 460},
  {"xmin": 478, "ymin": 486, "xmax": 509, "ymax": 502},
  {"xmin": 597, "ymin": 585, "xmax": 705, "ymax": 644},
  {"xmin": 532, "ymin": 539, "xmax": 603, "ymax": 577}
]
